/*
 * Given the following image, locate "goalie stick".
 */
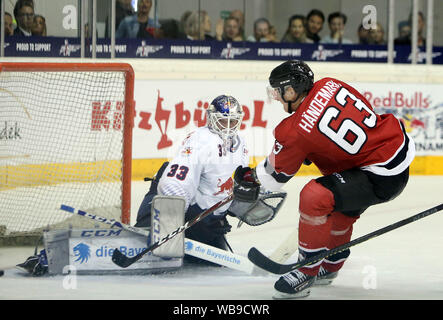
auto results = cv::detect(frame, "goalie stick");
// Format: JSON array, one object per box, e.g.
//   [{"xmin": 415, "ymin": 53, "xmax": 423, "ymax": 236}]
[
  {"xmin": 267, "ymin": 228, "xmax": 299, "ymax": 263},
  {"xmin": 111, "ymin": 194, "xmax": 234, "ymax": 268},
  {"xmin": 248, "ymin": 203, "xmax": 443, "ymax": 275},
  {"xmin": 64, "ymin": 194, "xmax": 234, "ymax": 269},
  {"xmin": 60, "ymin": 201, "xmax": 255, "ymax": 274},
  {"xmin": 61, "ymin": 204, "xmax": 150, "ymax": 236},
  {"xmin": 60, "ymin": 204, "xmax": 150, "ymax": 236}
]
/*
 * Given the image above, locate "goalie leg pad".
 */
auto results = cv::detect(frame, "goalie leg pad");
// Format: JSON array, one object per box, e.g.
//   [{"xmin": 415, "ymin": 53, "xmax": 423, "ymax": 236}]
[
  {"xmin": 135, "ymin": 161, "xmax": 170, "ymax": 228},
  {"xmin": 150, "ymin": 195, "xmax": 186, "ymax": 258},
  {"xmin": 135, "ymin": 192, "xmax": 156, "ymax": 228}
]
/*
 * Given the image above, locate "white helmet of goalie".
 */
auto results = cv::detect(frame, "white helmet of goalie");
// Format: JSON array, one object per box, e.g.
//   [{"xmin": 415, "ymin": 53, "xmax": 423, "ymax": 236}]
[{"xmin": 207, "ymin": 95, "xmax": 244, "ymax": 139}]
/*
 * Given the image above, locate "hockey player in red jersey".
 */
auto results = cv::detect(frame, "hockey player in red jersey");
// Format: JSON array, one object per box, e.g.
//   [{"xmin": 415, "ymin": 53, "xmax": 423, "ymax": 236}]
[{"xmin": 230, "ymin": 60, "xmax": 415, "ymax": 299}]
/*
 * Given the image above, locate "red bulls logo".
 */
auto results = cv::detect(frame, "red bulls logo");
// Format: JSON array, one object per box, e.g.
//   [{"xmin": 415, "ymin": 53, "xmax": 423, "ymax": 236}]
[{"xmin": 214, "ymin": 177, "xmax": 233, "ymax": 195}]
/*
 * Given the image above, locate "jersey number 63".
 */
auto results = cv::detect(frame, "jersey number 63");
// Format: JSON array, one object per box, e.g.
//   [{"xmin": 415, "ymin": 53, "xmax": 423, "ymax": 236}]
[{"xmin": 318, "ymin": 87, "xmax": 377, "ymax": 155}]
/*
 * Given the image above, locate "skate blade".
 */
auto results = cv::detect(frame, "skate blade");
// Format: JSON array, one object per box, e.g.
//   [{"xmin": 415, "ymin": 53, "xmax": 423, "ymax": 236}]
[
  {"xmin": 272, "ymin": 289, "xmax": 311, "ymax": 300},
  {"xmin": 314, "ymin": 278, "xmax": 334, "ymax": 286}
]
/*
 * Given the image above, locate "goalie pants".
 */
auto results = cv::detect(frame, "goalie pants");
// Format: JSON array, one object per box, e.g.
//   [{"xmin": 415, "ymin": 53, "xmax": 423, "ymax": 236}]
[{"xmin": 297, "ymin": 167, "xmax": 409, "ymax": 276}]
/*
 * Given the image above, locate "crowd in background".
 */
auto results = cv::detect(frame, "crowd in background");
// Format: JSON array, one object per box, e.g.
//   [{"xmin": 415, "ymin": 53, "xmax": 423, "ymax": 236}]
[
  {"xmin": 3, "ymin": 0, "xmax": 46, "ymax": 37},
  {"xmin": 2, "ymin": 0, "xmax": 427, "ymax": 47},
  {"xmin": 111, "ymin": 0, "xmax": 426, "ymax": 46}
]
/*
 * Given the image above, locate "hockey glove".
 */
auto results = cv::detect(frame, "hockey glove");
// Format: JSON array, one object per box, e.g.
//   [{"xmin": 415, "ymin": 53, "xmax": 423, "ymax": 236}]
[{"xmin": 233, "ymin": 166, "xmax": 261, "ymax": 203}]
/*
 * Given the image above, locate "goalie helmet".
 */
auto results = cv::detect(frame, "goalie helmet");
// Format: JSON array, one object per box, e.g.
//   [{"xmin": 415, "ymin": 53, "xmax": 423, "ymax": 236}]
[
  {"xmin": 268, "ymin": 60, "xmax": 314, "ymax": 102},
  {"xmin": 207, "ymin": 95, "xmax": 244, "ymax": 139}
]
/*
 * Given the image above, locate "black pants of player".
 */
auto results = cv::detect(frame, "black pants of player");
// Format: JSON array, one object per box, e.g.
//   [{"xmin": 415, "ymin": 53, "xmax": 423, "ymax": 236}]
[
  {"xmin": 316, "ymin": 167, "xmax": 410, "ymax": 217},
  {"xmin": 306, "ymin": 167, "xmax": 409, "ymax": 266}
]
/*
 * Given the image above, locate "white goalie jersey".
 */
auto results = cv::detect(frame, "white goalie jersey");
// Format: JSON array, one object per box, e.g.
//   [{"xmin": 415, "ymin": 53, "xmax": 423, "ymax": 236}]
[{"xmin": 157, "ymin": 127, "xmax": 249, "ymax": 216}]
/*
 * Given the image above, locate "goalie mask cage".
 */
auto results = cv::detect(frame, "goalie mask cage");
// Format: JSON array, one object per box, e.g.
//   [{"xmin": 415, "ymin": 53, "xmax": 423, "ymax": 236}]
[{"xmin": 0, "ymin": 62, "xmax": 134, "ymax": 238}]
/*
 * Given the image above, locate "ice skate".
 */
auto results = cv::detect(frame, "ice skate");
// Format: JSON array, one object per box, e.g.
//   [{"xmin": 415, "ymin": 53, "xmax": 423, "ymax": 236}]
[
  {"xmin": 314, "ymin": 266, "xmax": 338, "ymax": 285},
  {"xmin": 273, "ymin": 269, "xmax": 316, "ymax": 299}
]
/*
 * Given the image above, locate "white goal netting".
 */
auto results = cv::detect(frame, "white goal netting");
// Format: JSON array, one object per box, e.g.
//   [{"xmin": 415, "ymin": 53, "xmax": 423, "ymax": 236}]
[{"xmin": 0, "ymin": 63, "xmax": 133, "ymax": 236}]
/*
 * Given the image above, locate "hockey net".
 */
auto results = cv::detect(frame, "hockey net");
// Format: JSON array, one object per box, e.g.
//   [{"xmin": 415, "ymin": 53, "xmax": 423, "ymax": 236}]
[{"xmin": 0, "ymin": 62, "xmax": 134, "ymax": 239}]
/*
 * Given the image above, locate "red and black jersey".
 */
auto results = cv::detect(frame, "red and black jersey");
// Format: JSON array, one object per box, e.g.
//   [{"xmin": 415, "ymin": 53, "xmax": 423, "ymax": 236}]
[{"xmin": 258, "ymin": 77, "xmax": 415, "ymax": 189}]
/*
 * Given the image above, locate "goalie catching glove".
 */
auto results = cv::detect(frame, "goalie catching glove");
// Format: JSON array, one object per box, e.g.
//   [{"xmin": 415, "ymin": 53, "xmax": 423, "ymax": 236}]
[
  {"xmin": 232, "ymin": 165, "xmax": 261, "ymax": 202},
  {"xmin": 228, "ymin": 166, "xmax": 287, "ymax": 226}
]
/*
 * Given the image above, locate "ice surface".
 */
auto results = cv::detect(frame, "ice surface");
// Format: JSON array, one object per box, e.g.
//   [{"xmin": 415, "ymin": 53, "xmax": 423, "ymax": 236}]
[{"xmin": 0, "ymin": 176, "xmax": 442, "ymax": 300}]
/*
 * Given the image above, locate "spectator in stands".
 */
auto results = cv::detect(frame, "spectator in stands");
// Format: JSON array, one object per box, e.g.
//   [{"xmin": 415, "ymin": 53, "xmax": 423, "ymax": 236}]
[
  {"xmin": 31, "ymin": 14, "xmax": 46, "ymax": 36},
  {"xmin": 116, "ymin": 0, "xmax": 135, "ymax": 31},
  {"xmin": 357, "ymin": 23, "xmax": 369, "ymax": 44},
  {"xmin": 321, "ymin": 12, "xmax": 353, "ymax": 44},
  {"xmin": 216, "ymin": 16, "xmax": 243, "ymax": 42},
  {"xmin": 178, "ymin": 10, "xmax": 192, "ymax": 38},
  {"xmin": 16, "ymin": 0, "xmax": 34, "ymax": 8},
  {"xmin": 269, "ymin": 25, "xmax": 278, "ymax": 43},
  {"xmin": 13, "ymin": 0, "xmax": 34, "ymax": 36},
  {"xmin": 397, "ymin": 21, "xmax": 411, "ymax": 38},
  {"xmin": 116, "ymin": 0, "xmax": 159, "ymax": 39},
  {"xmin": 4, "ymin": 12, "xmax": 14, "ymax": 37},
  {"xmin": 246, "ymin": 17, "xmax": 277, "ymax": 42},
  {"xmin": 229, "ymin": 9, "xmax": 245, "ymax": 39},
  {"xmin": 368, "ymin": 22, "xmax": 385, "ymax": 45},
  {"xmin": 215, "ymin": 18, "xmax": 224, "ymax": 41},
  {"xmin": 281, "ymin": 15, "xmax": 313, "ymax": 43},
  {"xmin": 154, "ymin": 19, "xmax": 180, "ymax": 40},
  {"xmin": 184, "ymin": 10, "xmax": 210, "ymax": 40},
  {"xmin": 202, "ymin": 10, "xmax": 215, "ymax": 40},
  {"xmin": 395, "ymin": 12, "xmax": 425, "ymax": 46},
  {"xmin": 106, "ymin": 0, "xmax": 134, "ymax": 37},
  {"xmin": 306, "ymin": 9, "xmax": 325, "ymax": 43}
]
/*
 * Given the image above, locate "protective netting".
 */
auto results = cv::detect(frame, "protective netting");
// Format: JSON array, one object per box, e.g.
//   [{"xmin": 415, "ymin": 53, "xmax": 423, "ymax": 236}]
[{"xmin": 0, "ymin": 67, "xmax": 130, "ymax": 235}]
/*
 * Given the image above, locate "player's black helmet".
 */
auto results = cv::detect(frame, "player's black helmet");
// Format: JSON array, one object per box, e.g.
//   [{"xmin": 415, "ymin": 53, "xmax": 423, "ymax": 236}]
[{"xmin": 269, "ymin": 60, "xmax": 314, "ymax": 96}]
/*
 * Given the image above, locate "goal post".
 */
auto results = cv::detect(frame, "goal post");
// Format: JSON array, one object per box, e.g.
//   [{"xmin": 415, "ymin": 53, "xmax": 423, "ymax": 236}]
[{"xmin": 0, "ymin": 62, "xmax": 134, "ymax": 238}]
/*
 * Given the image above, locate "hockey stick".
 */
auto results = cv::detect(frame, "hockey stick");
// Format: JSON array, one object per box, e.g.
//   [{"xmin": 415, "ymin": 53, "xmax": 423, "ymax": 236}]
[
  {"xmin": 60, "ymin": 201, "xmax": 255, "ymax": 273},
  {"xmin": 268, "ymin": 228, "xmax": 299, "ymax": 263},
  {"xmin": 111, "ymin": 194, "xmax": 235, "ymax": 268},
  {"xmin": 248, "ymin": 203, "xmax": 443, "ymax": 275},
  {"xmin": 60, "ymin": 204, "xmax": 150, "ymax": 236}
]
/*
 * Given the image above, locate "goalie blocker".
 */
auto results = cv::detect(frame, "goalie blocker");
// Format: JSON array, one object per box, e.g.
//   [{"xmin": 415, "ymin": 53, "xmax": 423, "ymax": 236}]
[{"xmin": 228, "ymin": 166, "xmax": 287, "ymax": 226}]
